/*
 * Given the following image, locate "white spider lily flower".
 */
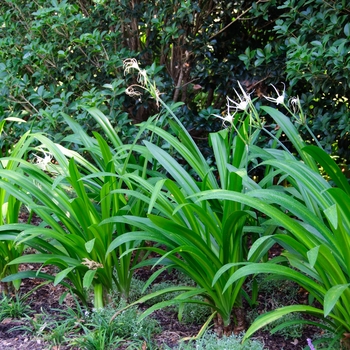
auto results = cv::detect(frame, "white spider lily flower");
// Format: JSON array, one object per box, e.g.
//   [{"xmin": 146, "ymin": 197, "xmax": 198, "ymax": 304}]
[
  {"xmin": 123, "ymin": 58, "xmax": 161, "ymax": 107},
  {"xmin": 227, "ymin": 96, "xmax": 249, "ymax": 112},
  {"xmin": 123, "ymin": 58, "xmax": 147, "ymax": 87},
  {"xmin": 228, "ymin": 81, "xmax": 252, "ymax": 113},
  {"xmin": 263, "ymin": 83, "xmax": 286, "ymax": 105},
  {"xmin": 214, "ymin": 112, "xmax": 234, "ymax": 126},
  {"xmin": 35, "ymin": 150, "xmax": 53, "ymax": 171},
  {"xmin": 214, "ymin": 82, "xmax": 252, "ymax": 127}
]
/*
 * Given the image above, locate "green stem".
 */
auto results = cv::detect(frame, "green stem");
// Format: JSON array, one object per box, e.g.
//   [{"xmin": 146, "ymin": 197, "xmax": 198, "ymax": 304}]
[{"xmin": 94, "ymin": 283, "xmax": 104, "ymax": 309}]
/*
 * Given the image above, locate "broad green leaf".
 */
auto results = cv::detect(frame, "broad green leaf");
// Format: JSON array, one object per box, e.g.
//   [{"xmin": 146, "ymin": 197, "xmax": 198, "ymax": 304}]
[
  {"xmin": 324, "ymin": 284, "xmax": 350, "ymax": 317},
  {"xmin": 307, "ymin": 246, "xmax": 320, "ymax": 268},
  {"xmin": 85, "ymin": 238, "xmax": 95, "ymax": 253},
  {"xmin": 270, "ymin": 319, "xmax": 335, "ymax": 334},
  {"xmin": 138, "ymin": 292, "xmax": 213, "ymax": 323},
  {"xmin": 212, "ymin": 262, "xmax": 248, "ymax": 287},
  {"xmin": 83, "ymin": 269, "xmax": 97, "ymax": 289},
  {"xmin": 106, "ymin": 229, "xmax": 173, "ymax": 256},
  {"xmin": 193, "ymin": 189, "xmax": 322, "ymax": 249},
  {"xmin": 209, "ymin": 130, "xmax": 229, "ymax": 189},
  {"xmin": 147, "ymin": 122, "xmax": 217, "ymax": 189},
  {"xmin": 144, "ymin": 141, "xmax": 200, "ymax": 196},
  {"xmin": 222, "ymin": 211, "xmax": 248, "ymax": 263},
  {"xmin": 54, "ymin": 267, "xmax": 75, "ymax": 286},
  {"xmin": 110, "ymin": 286, "xmax": 201, "ymax": 322},
  {"xmin": 142, "ymin": 265, "xmax": 174, "ymax": 293},
  {"xmin": 221, "ymin": 262, "xmax": 326, "ymax": 296},
  {"xmin": 2, "ymin": 271, "xmax": 72, "ymax": 289},
  {"xmin": 327, "ymin": 188, "xmax": 350, "ymax": 233},
  {"xmin": 8, "ymin": 254, "xmax": 80, "ymax": 267},
  {"xmin": 260, "ymin": 106, "xmax": 317, "ymax": 170},
  {"xmin": 247, "ymin": 235, "xmax": 276, "ymax": 261},
  {"xmin": 324, "ymin": 204, "xmax": 338, "ymax": 229},
  {"xmin": 87, "ymin": 108, "xmax": 124, "ymax": 151},
  {"xmin": 148, "ymin": 178, "xmax": 167, "ymax": 215},
  {"xmin": 2, "ymin": 271, "xmax": 55, "ymax": 283},
  {"xmin": 147, "ymin": 215, "xmax": 222, "ymax": 270}
]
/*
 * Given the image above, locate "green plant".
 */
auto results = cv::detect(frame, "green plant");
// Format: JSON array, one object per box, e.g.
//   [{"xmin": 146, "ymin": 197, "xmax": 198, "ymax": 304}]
[
  {"xmin": 3, "ymin": 0, "xmax": 348, "ymax": 165},
  {"xmin": 0, "ymin": 120, "xmax": 35, "ymax": 293},
  {"xmin": 195, "ymin": 105, "xmax": 350, "ymax": 347},
  {"xmin": 180, "ymin": 298, "xmax": 212, "ymax": 326},
  {"xmin": 245, "ymin": 276, "xmax": 304, "ymax": 340},
  {"xmin": 0, "ymin": 109, "xmax": 152, "ymax": 307},
  {"xmin": 0, "ymin": 293, "xmax": 32, "ymax": 321},
  {"xmin": 12, "ymin": 291, "xmax": 87, "ymax": 346},
  {"xmin": 128, "ymin": 276, "xmax": 211, "ymax": 325},
  {"xmin": 103, "ymin": 61, "xmax": 274, "ymax": 336},
  {"xmin": 71, "ymin": 328, "xmax": 125, "ymax": 350},
  {"xmin": 70, "ymin": 303, "xmax": 160, "ymax": 350}
]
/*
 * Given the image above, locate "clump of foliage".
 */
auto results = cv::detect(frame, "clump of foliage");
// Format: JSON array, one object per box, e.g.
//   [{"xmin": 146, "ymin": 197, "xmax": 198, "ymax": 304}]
[
  {"xmin": 70, "ymin": 304, "xmax": 161, "ymax": 349},
  {"xmin": 0, "ymin": 108, "xmax": 156, "ymax": 308},
  {"xmin": 0, "ymin": 293, "xmax": 32, "ymax": 321},
  {"xmin": 204, "ymin": 105, "xmax": 350, "ymax": 347},
  {"xmin": 0, "ymin": 0, "xmax": 133, "ymax": 146},
  {"xmin": 1, "ymin": 57, "xmax": 349, "ymax": 349}
]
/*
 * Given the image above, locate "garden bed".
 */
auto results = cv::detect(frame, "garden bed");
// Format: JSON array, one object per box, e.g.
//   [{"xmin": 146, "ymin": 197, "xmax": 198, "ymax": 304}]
[{"xmin": 0, "ymin": 260, "xmax": 325, "ymax": 350}]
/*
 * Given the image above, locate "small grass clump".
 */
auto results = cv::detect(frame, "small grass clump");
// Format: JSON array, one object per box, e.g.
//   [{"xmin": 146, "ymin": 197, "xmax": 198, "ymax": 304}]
[
  {"xmin": 0, "ymin": 293, "xmax": 32, "ymax": 321},
  {"xmin": 71, "ymin": 304, "xmax": 161, "ymax": 349}
]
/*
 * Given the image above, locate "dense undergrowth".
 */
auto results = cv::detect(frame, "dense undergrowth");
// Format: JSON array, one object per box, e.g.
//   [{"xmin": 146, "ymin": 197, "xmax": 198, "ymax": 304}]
[{"xmin": 0, "ymin": 59, "xmax": 349, "ymax": 350}]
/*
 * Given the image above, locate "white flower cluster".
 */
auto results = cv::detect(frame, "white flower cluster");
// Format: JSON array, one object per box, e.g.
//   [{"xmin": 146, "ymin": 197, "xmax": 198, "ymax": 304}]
[
  {"xmin": 215, "ymin": 82, "xmax": 303, "ymax": 127},
  {"xmin": 216, "ymin": 81, "xmax": 253, "ymax": 126}
]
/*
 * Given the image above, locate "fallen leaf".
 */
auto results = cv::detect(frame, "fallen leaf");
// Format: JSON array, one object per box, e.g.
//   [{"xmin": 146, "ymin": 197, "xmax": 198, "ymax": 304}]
[{"xmin": 291, "ymin": 339, "xmax": 299, "ymax": 345}]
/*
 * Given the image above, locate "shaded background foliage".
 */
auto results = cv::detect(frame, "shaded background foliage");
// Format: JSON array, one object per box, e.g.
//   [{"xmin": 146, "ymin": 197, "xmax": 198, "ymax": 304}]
[{"xmin": 0, "ymin": 0, "xmax": 349, "ymax": 161}]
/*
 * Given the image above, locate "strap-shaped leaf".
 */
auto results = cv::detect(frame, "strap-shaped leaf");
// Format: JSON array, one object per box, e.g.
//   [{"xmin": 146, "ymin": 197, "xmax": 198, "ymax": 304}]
[
  {"xmin": 261, "ymin": 106, "xmax": 317, "ymax": 171},
  {"xmin": 144, "ymin": 141, "xmax": 200, "ymax": 196}
]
